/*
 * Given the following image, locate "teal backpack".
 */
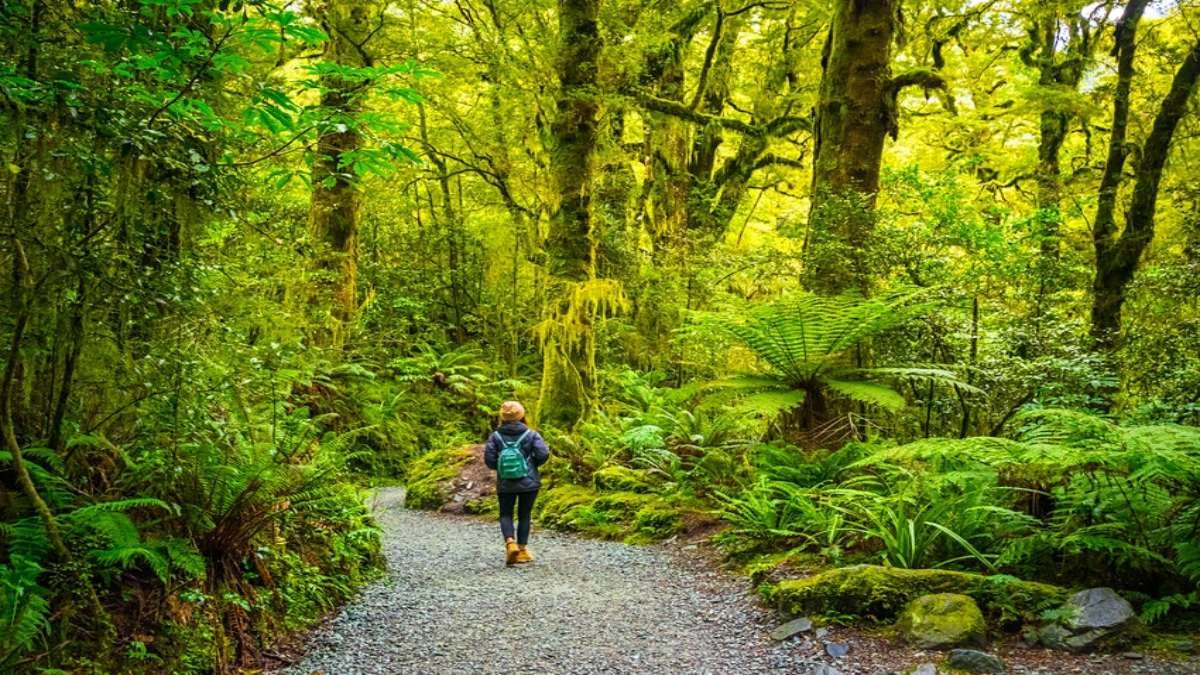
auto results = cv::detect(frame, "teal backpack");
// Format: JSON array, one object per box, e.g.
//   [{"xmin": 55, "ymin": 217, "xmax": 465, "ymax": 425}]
[{"xmin": 495, "ymin": 430, "xmax": 532, "ymax": 480}]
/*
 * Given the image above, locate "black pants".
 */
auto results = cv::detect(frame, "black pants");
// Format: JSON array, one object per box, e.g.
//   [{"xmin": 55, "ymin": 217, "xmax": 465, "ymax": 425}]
[{"xmin": 498, "ymin": 490, "xmax": 538, "ymax": 545}]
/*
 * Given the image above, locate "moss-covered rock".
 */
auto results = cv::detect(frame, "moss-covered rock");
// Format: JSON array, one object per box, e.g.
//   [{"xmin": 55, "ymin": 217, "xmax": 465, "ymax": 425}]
[
  {"xmin": 405, "ymin": 446, "xmax": 473, "ymax": 510},
  {"xmin": 896, "ymin": 593, "xmax": 986, "ymax": 648},
  {"xmin": 535, "ymin": 483, "xmax": 686, "ymax": 543},
  {"xmin": 767, "ymin": 565, "xmax": 1065, "ymax": 625},
  {"xmin": 592, "ymin": 465, "xmax": 660, "ymax": 494},
  {"xmin": 463, "ymin": 494, "xmax": 499, "ymax": 516},
  {"xmin": 631, "ymin": 500, "xmax": 684, "ymax": 542}
]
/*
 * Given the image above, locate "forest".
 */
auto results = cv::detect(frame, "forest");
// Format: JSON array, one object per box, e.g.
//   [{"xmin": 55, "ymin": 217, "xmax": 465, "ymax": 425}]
[{"xmin": 3, "ymin": 0, "xmax": 1200, "ymax": 671}]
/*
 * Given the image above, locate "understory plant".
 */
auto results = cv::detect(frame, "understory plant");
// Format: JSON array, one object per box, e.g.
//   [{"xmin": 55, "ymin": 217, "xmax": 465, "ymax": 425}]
[
  {"xmin": 711, "ymin": 408, "xmax": 1200, "ymax": 623},
  {"xmin": 707, "ymin": 290, "xmax": 977, "ymax": 444}
]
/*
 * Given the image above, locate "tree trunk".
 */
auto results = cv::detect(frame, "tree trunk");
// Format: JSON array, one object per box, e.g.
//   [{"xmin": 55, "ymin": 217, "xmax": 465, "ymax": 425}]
[
  {"xmin": 307, "ymin": 0, "xmax": 379, "ymax": 348},
  {"xmin": 1022, "ymin": 9, "xmax": 1096, "ymax": 342},
  {"xmin": 1091, "ymin": 36, "xmax": 1200, "ymax": 348},
  {"xmin": 806, "ymin": 0, "xmax": 899, "ymax": 294},
  {"xmin": 806, "ymin": 0, "xmax": 942, "ymax": 294},
  {"xmin": 539, "ymin": 0, "xmax": 603, "ymax": 428}
]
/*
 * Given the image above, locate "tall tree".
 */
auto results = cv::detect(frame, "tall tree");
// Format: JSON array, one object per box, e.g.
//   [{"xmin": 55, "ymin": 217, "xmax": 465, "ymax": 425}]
[
  {"xmin": 1090, "ymin": 2, "xmax": 1200, "ymax": 350},
  {"xmin": 1021, "ymin": 5, "xmax": 1099, "ymax": 300},
  {"xmin": 538, "ymin": 0, "xmax": 606, "ymax": 427},
  {"xmin": 307, "ymin": 0, "xmax": 383, "ymax": 347},
  {"xmin": 806, "ymin": 0, "xmax": 944, "ymax": 293}
]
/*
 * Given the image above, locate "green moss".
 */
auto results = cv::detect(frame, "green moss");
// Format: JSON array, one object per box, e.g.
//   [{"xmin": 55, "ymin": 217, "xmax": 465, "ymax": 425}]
[
  {"xmin": 535, "ymin": 483, "xmax": 686, "ymax": 543},
  {"xmin": 536, "ymin": 484, "xmax": 600, "ymax": 530},
  {"xmin": 895, "ymin": 593, "xmax": 986, "ymax": 648},
  {"xmin": 405, "ymin": 446, "xmax": 473, "ymax": 510},
  {"xmin": 593, "ymin": 465, "xmax": 660, "ymax": 493},
  {"xmin": 769, "ymin": 565, "xmax": 1065, "ymax": 624},
  {"xmin": 463, "ymin": 494, "xmax": 499, "ymax": 516},
  {"xmin": 593, "ymin": 490, "xmax": 656, "ymax": 514},
  {"xmin": 741, "ymin": 549, "xmax": 824, "ymax": 585},
  {"xmin": 632, "ymin": 500, "xmax": 684, "ymax": 539}
]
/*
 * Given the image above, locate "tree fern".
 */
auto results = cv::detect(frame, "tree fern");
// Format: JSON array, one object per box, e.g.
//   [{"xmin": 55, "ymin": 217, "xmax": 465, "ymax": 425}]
[{"xmin": 707, "ymin": 291, "xmax": 975, "ymax": 436}]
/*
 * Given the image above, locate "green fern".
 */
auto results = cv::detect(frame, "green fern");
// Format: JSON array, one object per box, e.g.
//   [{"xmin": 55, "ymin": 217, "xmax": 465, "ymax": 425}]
[{"xmin": 707, "ymin": 291, "xmax": 977, "ymax": 434}]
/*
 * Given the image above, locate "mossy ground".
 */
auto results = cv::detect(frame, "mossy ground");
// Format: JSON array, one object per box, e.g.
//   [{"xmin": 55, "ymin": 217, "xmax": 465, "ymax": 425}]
[
  {"xmin": 765, "ymin": 565, "xmax": 1066, "ymax": 626},
  {"xmin": 404, "ymin": 446, "xmax": 476, "ymax": 509},
  {"xmin": 534, "ymin": 483, "xmax": 691, "ymax": 543}
]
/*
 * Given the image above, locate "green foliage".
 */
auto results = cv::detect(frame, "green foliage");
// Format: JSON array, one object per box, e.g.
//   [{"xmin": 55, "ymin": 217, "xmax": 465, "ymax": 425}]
[
  {"xmin": 6, "ymin": 0, "xmax": 1200, "ymax": 665},
  {"xmin": 716, "ymin": 409, "xmax": 1200, "ymax": 622},
  {"xmin": 707, "ymin": 291, "xmax": 977, "ymax": 436}
]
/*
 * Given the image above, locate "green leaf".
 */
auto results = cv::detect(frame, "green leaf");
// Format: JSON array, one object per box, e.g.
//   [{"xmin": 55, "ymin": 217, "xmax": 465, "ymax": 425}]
[{"xmin": 823, "ymin": 379, "xmax": 906, "ymax": 410}]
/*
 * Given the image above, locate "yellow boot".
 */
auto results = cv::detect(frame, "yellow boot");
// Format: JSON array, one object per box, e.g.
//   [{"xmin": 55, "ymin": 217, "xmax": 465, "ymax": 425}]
[
  {"xmin": 515, "ymin": 545, "xmax": 534, "ymax": 564},
  {"xmin": 505, "ymin": 539, "xmax": 520, "ymax": 566}
]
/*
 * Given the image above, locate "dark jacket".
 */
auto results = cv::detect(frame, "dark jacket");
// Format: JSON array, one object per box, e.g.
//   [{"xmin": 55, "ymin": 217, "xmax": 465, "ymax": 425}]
[{"xmin": 484, "ymin": 421, "xmax": 550, "ymax": 494}]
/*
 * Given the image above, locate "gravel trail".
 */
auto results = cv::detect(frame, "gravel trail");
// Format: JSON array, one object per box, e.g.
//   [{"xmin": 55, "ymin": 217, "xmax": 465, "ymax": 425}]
[
  {"xmin": 283, "ymin": 488, "xmax": 803, "ymax": 675},
  {"xmin": 281, "ymin": 488, "xmax": 1198, "ymax": 675}
]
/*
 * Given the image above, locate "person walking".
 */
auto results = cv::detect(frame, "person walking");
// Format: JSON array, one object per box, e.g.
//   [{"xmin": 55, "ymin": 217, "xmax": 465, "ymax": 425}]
[{"xmin": 484, "ymin": 401, "xmax": 550, "ymax": 566}]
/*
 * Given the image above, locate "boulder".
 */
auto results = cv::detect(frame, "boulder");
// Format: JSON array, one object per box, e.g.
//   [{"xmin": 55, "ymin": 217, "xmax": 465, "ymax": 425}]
[
  {"xmin": 909, "ymin": 664, "xmax": 938, "ymax": 675},
  {"xmin": 770, "ymin": 616, "xmax": 813, "ymax": 641},
  {"xmin": 1065, "ymin": 587, "xmax": 1135, "ymax": 631},
  {"xmin": 896, "ymin": 593, "xmax": 986, "ymax": 649},
  {"xmin": 945, "ymin": 648, "xmax": 1006, "ymax": 673},
  {"xmin": 1025, "ymin": 588, "xmax": 1141, "ymax": 652}
]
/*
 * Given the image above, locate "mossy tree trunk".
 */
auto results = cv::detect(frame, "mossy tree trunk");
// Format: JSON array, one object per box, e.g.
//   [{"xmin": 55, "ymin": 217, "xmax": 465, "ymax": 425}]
[
  {"xmin": 306, "ymin": 0, "xmax": 381, "ymax": 348},
  {"xmin": 1019, "ymin": 8, "xmax": 1096, "ymax": 344},
  {"xmin": 806, "ymin": 0, "xmax": 943, "ymax": 294},
  {"xmin": 1090, "ymin": 3, "xmax": 1200, "ymax": 352},
  {"xmin": 539, "ymin": 0, "xmax": 602, "ymax": 428}
]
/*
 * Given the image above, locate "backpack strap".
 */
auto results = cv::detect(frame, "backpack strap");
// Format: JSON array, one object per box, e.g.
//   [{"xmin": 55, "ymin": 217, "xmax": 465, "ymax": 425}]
[
  {"xmin": 495, "ymin": 430, "xmax": 531, "ymax": 449},
  {"xmin": 514, "ymin": 430, "xmax": 531, "ymax": 451}
]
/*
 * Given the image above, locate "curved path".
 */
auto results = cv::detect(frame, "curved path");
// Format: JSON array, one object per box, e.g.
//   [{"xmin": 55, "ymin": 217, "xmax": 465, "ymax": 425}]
[
  {"xmin": 282, "ymin": 489, "xmax": 1192, "ymax": 675},
  {"xmin": 282, "ymin": 488, "xmax": 800, "ymax": 675}
]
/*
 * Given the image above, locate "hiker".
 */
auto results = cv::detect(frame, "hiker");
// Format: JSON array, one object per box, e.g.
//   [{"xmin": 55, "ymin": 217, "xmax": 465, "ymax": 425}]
[{"xmin": 484, "ymin": 400, "xmax": 550, "ymax": 566}]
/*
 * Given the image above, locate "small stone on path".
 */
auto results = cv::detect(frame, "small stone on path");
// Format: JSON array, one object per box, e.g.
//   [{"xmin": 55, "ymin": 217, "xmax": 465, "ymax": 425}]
[
  {"xmin": 770, "ymin": 616, "xmax": 813, "ymax": 641},
  {"xmin": 946, "ymin": 648, "xmax": 1006, "ymax": 673},
  {"xmin": 825, "ymin": 641, "xmax": 850, "ymax": 658}
]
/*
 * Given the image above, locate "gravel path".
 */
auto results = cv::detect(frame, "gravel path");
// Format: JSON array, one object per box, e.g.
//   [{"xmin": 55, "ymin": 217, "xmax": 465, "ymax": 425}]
[
  {"xmin": 282, "ymin": 488, "xmax": 801, "ymax": 675},
  {"xmin": 281, "ymin": 488, "xmax": 1198, "ymax": 675}
]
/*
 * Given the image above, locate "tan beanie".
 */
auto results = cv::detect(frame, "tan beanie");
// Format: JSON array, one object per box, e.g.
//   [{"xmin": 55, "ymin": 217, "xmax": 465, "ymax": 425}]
[{"xmin": 499, "ymin": 400, "xmax": 525, "ymax": 422}]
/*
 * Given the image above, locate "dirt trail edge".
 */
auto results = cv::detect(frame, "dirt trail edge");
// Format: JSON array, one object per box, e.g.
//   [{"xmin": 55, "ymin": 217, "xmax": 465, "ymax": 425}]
[{"xmin": 278, "ymin": 488, "xmax": 1194, "ymax": 675}]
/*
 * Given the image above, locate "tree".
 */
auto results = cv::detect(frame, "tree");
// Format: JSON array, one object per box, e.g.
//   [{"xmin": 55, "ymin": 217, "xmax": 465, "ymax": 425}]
[
  {"xmin": 1090, "ymin": 3, "xmax": 1200, "ymax": 351},
  {"xmin": 306, "ymin": 0, "xmax": 385, "ymax": 348},
  {"xmin": 538, "ymin": 0, "xmax": 607, "ymax": 427},
  {"xmin": 1019, "ymin": 2, "xmax": 1104, "ymax": 330},
  {"xmin": 806, "ymin": 0, "xmax": 945, "ymax": 294}
]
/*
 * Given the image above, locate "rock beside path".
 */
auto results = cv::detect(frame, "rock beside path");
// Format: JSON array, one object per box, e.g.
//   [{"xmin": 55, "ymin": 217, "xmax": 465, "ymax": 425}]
[
  {"xmin": 1026, "ymin": 587, "xmax": 1141, "ymax": 653},
  {"xmin": 897, "ymin": 593, "xmax": 985, "ymax": 649},
  {"xmin": 771, "ymin": 616, "xmax": 814, "ymax": 641},
  {"xmin": 945, "ymin": 648, "xmax": 1006, "ymax": 673},
  {"xmin": 1066, "ymin": 587, "xmax": 1135, "ymax": 632}
]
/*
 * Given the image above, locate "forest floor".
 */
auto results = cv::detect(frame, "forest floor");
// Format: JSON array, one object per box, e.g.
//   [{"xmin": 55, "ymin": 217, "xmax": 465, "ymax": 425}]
[{"xmin": 273, "ymin": 488, "xmax": 1197, "ymax": 675}]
